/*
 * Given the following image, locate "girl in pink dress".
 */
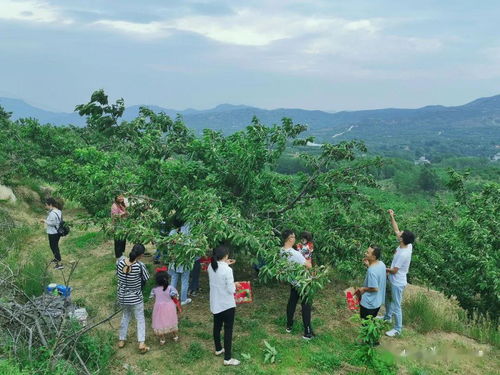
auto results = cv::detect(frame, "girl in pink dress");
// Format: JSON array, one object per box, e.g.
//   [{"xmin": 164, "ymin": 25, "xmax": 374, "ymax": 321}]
[{"xmin": 150, "ymin": 271, "xmax": 179, "ymax": 344}]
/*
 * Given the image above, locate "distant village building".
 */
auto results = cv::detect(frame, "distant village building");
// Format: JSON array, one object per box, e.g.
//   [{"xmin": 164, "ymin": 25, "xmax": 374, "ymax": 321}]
[
  {"xmin": 415, "ymin": 156, "xmax": 431, "ymax": 165},
  {"xmin": 492, "ymin": 152, "xmax": 500, "ymax": 162},
  {"xmin": 306, "ymin": 141, "xmax": 323, "ymax": 147}
]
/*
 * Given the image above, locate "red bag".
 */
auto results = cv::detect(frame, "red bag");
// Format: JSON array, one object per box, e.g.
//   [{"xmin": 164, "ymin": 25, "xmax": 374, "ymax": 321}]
[
  {"xmin": 200, "ymin": 256, "xmax": 212, "ymax": 271},
  {"xmin": 155, "ymin": 266, "xmax": 168, "ymax": 273},
  {"xmin": 234, "ymin": 281, "xmax": 253, "ymax": 304},
  {"xmin": 344, "ymin": 287, "xmax": 360, "ymax": 311}
]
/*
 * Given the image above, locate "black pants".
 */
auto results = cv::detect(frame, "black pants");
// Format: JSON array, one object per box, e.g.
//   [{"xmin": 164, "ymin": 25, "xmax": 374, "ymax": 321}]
[
  {"xmin": 189, "ymin": 258, "xmax": 201, "ymax": 292},
  {"xmin": 48, "ymin": 233, "xmax": 62, "ymax": 262},
  {"xmin": 114, "ymin": 238, "xmax": 126, "ymax": 258},
  {"xmin": 360, "ymin": 305, "xmax": 380, "ymax": 320},
  {"xmin": 286, "ymin": 286, "xmax": 312, "ymax": 335},
  {"xmin": 213, "ymin": 307, "xmax": 235, "ymax": 361}
]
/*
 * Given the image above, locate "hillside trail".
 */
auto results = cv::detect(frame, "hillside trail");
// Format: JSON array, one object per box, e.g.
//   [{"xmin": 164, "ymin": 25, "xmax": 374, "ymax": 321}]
[{"xmin": 11, "ymin": 205, "xmax": 499, "ymax": 375}]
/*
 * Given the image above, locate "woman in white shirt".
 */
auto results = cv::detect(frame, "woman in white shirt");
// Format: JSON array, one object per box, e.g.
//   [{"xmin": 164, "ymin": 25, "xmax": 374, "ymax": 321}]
[
  {"xmin": 40, "ymin": 197, "xmax": 64, "ymax": 270},
  {"xmin": 208, "ymin": 245, "xmax": 240, "ymax": 366}
]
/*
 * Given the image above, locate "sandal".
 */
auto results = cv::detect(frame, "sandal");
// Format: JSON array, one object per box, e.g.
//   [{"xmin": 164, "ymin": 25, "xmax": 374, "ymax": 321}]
[
  {"xmin": 118, "ymin": 340, "xmax": 126, "ymax": 348},
  {"xmin": 159, "ymin": 339, "xmax": 166, "ymax": 345},
  {"xmin": 173, "ymin": 336, "xmax": 179, "ymax": 342},
  {"xmin": 138, "ymin": 345, "xmax": 150, "ymax": 354}
]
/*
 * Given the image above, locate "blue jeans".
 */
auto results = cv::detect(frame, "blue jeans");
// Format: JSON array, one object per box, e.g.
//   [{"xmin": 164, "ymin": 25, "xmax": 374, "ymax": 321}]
[
  {"xmin": 384, "ymin": 282, "xmax": 405, "ymax": 333},
  {"xmin": 169, "ymin": 269, "xmax": 190, "ymax": 302}
]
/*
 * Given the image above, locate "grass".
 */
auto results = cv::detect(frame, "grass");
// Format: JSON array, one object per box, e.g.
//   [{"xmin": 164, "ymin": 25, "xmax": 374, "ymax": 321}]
[
  {"xmin": 308, "ymin": 351, "xmax": 341, "ymax": 372},
  {"xmin": 17, "ymin": 250, "xmax": 50, "ymax": 298},
  {"xmin": 65, "ymin": 231, "xmax": 105, "ymax": 253},
  {"xmin": 404, "ymin": 288, "xmax": 499, "ymax": 348},
  {"xmin": 1, "ymin": 199, "xmax": 499, "ymax": 375}
]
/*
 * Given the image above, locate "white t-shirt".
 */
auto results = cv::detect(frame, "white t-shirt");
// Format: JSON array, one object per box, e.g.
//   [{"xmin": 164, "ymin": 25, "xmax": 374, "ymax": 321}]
[
  {"xmin": 208, "ymin": 261, "xmax": 236, "ymax": 314},
  {"xmin": 280, "ymin": 247, "xmax": 306, "ymax": 265},
  {"xmin": 389, "ymin": 243, "xmax": 413, "ymax": 287}
]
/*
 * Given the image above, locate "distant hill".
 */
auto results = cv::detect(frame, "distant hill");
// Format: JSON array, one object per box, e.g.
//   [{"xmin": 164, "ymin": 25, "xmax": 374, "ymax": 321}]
[{"xmin": 1, "ymin": 95, "xmax": 499, "ymax": 159}]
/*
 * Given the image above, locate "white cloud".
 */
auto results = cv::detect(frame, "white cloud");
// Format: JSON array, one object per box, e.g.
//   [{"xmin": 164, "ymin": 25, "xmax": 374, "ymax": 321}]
[
  {"xmin": 344, "ymin": 19, "xmax": 379, "ymax": 33},
  {"xmin": 90, "ymin": 5, "xmax": 444, "ymax": 81},
  {"xmin": 93, "ymin": 20, "xmax": 169, "ymax": 38},
  {"xmin": 0, "ymin": 0, "xmax": 72, "ymax": 24},
  {"xmin": 92, "ymin": 9, "xmax": 381, "ymax": 47},
  {"xmin": 91, "ymin": 8, "xmax": 440, "ymax": 62}
]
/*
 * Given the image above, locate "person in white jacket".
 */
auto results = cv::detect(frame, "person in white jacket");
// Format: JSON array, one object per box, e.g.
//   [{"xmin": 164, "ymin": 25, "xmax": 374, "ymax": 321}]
[{"xmin": 208, "ymin": 245, "xmax": 240, "ymax": 366}]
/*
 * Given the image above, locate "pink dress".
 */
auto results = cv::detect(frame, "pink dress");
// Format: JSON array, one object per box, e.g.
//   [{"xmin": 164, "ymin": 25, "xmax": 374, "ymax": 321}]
[{"xmin": 151, "ymin": 286, "xmax": 178, "ymax": 335}]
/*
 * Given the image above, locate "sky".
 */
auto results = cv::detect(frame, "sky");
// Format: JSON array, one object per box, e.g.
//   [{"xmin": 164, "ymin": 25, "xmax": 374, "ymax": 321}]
[{"xmin": 1, "ymin": 0, "xmax": 500, "ymax": 112}]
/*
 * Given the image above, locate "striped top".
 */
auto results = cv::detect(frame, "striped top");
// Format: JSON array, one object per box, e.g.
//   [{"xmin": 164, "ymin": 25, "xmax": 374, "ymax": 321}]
[{"xmin": 116, "ymin": 258, "xmax": 150, "ymax": 306}]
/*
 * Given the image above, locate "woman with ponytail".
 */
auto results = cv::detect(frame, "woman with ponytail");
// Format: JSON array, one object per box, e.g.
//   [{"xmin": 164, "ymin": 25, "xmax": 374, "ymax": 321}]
[
  {"xmin": 208, "ymin": 245, "xmax": 240, "ymax": 366},
  {"xmin": 116, "ymin": 244, "xmax": 150, "ymax": 353}
]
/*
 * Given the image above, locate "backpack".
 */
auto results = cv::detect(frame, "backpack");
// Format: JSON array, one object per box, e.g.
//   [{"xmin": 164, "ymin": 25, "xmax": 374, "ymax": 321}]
[{"xmin": 53, "ymin": 211, "xmax": 70, "ymax": 237}]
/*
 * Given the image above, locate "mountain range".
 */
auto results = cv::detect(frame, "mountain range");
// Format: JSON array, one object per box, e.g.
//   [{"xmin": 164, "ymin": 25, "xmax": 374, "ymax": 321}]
[{"xmin": 1, "ymin": 95, "xmax": 499, "ymax": 158}]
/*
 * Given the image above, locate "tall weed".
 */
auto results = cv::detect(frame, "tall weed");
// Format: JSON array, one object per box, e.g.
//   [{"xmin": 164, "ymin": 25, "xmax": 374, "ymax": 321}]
[
  {"xmin": 405, "ymin": 293, "xmax": 499, "ymax": 348},
  {"xmin": 17, "ymin": 251, "xmax": 50, "ymax": 298}
]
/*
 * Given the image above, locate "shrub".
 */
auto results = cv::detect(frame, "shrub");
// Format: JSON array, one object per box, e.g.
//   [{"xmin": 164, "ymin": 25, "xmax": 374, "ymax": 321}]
[{"xmin": 0, "ymin": 359, "xmax": 30, "ymax": 375}]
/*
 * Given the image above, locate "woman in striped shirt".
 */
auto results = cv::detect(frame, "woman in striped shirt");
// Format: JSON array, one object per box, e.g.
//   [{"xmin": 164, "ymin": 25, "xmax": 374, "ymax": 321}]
[{"xmin": 116, "ymin": 244, "xmax": 150, "ymax": 353}]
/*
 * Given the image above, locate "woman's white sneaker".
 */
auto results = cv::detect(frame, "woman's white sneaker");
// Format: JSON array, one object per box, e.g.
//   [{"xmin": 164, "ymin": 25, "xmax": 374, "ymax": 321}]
[
  {"xmin": 215, "ymin": 348, "xmax": 225, "ymax": 356},
  {"xmin": 223, "ymin": 358, "xmax": 240, "ymax": 366},
  {"xmin": 385, "ymin": 329, "xmax": 400, "ymax": 337}
]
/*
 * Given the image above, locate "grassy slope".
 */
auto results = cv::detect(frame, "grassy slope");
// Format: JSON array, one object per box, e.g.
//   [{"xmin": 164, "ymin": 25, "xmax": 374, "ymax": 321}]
[{"xmin": 2, "ymin": 202, "xmax": 499, "ymax": 375}]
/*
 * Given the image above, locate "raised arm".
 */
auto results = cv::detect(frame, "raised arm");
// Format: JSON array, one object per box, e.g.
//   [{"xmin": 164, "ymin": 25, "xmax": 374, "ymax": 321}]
[{"xmin": 388, "ymin": 209, "xmax": 400, "ymax": 236}]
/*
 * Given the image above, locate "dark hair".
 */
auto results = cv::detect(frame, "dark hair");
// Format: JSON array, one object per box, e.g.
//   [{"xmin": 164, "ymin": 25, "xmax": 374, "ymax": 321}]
[
  {"xmin": 370, "ymin": 245, "xmax": 382, "ymax": 260},
  {"xmin": 155, "ymin": 271, "xmax": 170, "ymax": 291},
  {"xmin": 281, "ymin": 229, "xmax": 295, "ymax": 245},
  {"xmin": 300, "ymin": 231, "xmax": 313, "ymax": 242},
  {"xmin": 401, "ymin": 230, "xmax": 415, "ymax": 245},
  {"xmin": 210, "ymin": 245, "xmax": 229, "ymax": 272},
  {"xmin": 171, "ymin": 216, "xmax": 184, "ymax": 229},
  {"xmin": 45, "ymin": 197, "xmax": 62, "ymax": 210},
  {"xmin": 114, "ymin": 195, "xmax": 126, "ymax": 205},
  {"xmin": 129, "ymin": 244, "xmax": 146, "ymax": 262}
]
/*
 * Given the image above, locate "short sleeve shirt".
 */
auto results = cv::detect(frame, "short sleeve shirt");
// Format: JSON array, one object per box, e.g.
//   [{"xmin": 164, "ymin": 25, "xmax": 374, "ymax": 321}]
[
  {"xmin": 360, "ymin": 261, "xmax": 387, "ymax": 309},
  {"xmin": 280, "ymin": 248, "xmax": 306, "ymax": 265},
  {"xmin": 389, "ymin": 244, "xmax": 413, "ymax": 287}
]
